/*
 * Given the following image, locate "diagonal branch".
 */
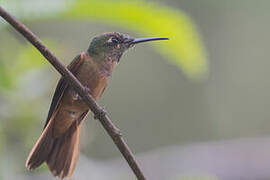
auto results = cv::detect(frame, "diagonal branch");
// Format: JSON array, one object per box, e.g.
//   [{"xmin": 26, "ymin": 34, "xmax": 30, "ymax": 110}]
[{"xmin": 0, "ymin": 6, "xmax": 146, "ymax": 180}]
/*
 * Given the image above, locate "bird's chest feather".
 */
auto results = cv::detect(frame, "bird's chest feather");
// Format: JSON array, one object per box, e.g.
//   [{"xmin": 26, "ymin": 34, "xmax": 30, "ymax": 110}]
[
  {"xmin": 76, "ymin": 59, "xmax": 108, "ymax": 99},
  {"xmin": 62, "ymin": 59, "xmax": 108, "ymax": 112}
]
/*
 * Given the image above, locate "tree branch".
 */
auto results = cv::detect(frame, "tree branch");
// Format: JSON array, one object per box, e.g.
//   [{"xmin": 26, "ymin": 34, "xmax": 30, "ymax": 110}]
[{"xmin": 0, "ymin": 6, "xmax": 146, "ymax": 180}]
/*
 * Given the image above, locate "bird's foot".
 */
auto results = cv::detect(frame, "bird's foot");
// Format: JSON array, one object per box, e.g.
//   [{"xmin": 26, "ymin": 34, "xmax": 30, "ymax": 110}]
[
  {"xmin": 84, "ymin": 87, "xmax": 92, "ymax": 95},
  {"xmin": 71, "ymin": 90, "xmax": 80, "ymax": 101},
  {"xmin": 72, "ymin": 87, "xmax": 92, "ymax": 101}
]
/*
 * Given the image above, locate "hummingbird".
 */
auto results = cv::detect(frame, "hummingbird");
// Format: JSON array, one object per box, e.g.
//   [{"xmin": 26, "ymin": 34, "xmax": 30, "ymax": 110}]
[{"xmin": 25, "ymin": 32, "xmax": 169, "ymax": 179}]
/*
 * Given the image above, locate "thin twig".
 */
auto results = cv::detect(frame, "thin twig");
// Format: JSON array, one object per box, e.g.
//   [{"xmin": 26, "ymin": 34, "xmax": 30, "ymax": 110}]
[{"xmin": 0, "ymin": 6, "xmax": 146, "ymax": 180}]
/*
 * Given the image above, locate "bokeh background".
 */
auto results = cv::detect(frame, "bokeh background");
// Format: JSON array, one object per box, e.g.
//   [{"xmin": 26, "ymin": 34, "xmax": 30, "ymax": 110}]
[{"xmin": 1, "ymin": 0, "xmax": 270, "ymax": 180}]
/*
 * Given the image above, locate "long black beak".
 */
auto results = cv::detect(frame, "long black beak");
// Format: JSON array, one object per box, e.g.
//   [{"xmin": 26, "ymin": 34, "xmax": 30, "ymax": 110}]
[
  {"xmin": 131, "ymin": 37, "xmax": 169, "ymax": 45},
  {"xmin": 125, "ymin": 37, "xmax": 169, "ymax": 47}
]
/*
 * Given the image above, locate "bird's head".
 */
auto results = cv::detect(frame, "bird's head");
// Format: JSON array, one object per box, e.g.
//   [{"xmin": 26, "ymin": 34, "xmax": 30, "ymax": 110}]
[{"xmin": 87, "ymin": 32, "xmax": 169, "ymax": 63}]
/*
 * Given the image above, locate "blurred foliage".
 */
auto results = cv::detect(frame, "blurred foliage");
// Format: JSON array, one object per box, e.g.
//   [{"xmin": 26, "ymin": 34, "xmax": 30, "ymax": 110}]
[
  {"xmin": 0, "ymin": 0, "xmax": 207, "ymax": 156},
  {"xmin": 1, "ymin": 0, "xmax": 208, "ymax": 79},
  {"xmin": 0, "ymin": 34, "xmax": 61, "ymax": 163},
  {"xmin": 0, "ymin": 38, "xmax": 58, "ymax": 91},
  {"xmin": 0, "ymin": 0, "xmax": 208, "ymax": 178},
  {"xmin": 63, "ymin": 0, "xmax": 208, "ymax": 79}
]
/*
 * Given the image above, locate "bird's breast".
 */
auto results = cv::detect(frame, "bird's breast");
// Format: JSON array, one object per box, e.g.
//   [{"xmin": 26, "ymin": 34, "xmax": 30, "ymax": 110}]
[
  {"xmin": 76, "ymin": 59, "xmax": 108, "ymax": 100},
  {"xmin": 52, "ymin": 57, "xmax": 109, "ymax": 137}
]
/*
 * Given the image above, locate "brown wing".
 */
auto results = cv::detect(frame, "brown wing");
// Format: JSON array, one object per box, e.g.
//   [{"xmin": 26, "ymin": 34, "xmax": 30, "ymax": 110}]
[{"xmin": 43, "ymin": 53, "xmax": 85, "ymax": 129}]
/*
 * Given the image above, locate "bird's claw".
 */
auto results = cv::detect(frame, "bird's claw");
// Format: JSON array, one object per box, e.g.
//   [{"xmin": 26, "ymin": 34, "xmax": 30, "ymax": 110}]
[
  {"xmin": 84, "ymin": 87, "xmax": 92, "ymax": 95},
  {"xmin": 75, "ymin": 87, "xmax": 91, "ymax": 101},
  {"xmin": 71, "ymin": 87, "xmax": 91, "ymax": 101}
]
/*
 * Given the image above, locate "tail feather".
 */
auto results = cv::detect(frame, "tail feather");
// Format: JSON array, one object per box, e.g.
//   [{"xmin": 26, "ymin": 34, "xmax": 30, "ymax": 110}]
[
  {"xmin": 26, "ymin": 115, "xmax": 55, "ymax": 169},
  {"xmin": 25, "ymin": 119, "xmax": 81, "ymax": 179},
  {"xmin": 47, "ymin": 121, "xmax": 80, "ymax": 179},
  {"xmin": 26, "ymin": 110, "xmax": 89, "ymax": 179}
]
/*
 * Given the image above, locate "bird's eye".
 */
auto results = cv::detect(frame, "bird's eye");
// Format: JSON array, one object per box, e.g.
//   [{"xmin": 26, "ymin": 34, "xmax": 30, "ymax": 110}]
[{"xmin": 109, "ymin": 37, "xmax": 119, "ymax": 44}]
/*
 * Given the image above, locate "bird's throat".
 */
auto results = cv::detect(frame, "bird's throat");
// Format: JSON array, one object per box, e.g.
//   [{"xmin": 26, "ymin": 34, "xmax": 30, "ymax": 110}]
[
  {"xmin": 98, "ymin": 57, "xmax": 118, "ymax": 77},
  {"xmin": 89, "ymin": 52, "xmax": 119, "ymax": 77}
]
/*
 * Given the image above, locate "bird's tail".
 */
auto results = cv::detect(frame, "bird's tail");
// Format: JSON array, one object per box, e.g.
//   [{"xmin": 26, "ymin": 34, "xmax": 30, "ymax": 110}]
[{"xmin": 26, "ymin": 117, "xmax": 81, "ymax": 179}]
